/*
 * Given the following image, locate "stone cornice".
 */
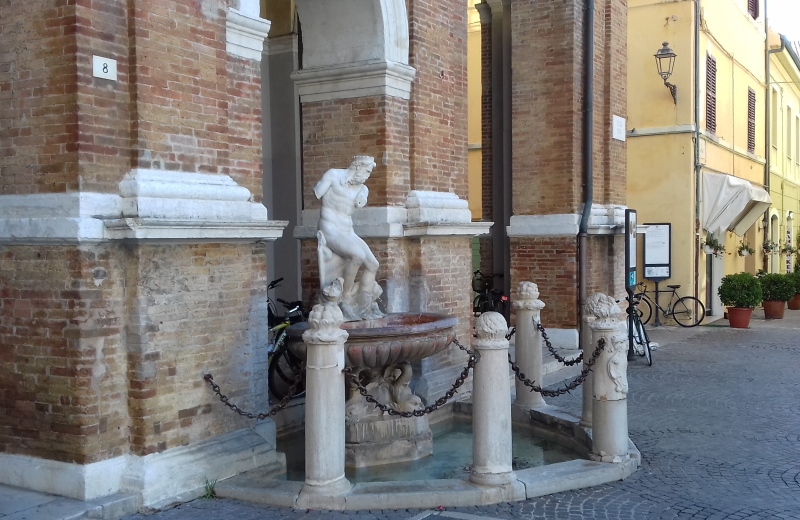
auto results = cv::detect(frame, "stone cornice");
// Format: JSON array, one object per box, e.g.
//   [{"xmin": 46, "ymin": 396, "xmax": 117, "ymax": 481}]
[
  {"xmin": 292, "ymin": 59, "xmax": 416, "ymax": 102},
  {"xmin": 226, "ymin": 7, "xmax": 271, "ymax": 61},
  {"xmin": 0, "ymin": 170, "xmax": 288, "ymax": 244}
]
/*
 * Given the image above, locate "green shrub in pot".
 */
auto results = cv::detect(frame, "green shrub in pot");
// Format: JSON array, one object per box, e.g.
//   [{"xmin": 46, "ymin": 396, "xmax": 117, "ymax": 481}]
[
  {"xmin": 759, "ymin": 273, "xmax": 795, "ymax": 302},
  {"xmin": 718, "ymin": 272, "xmax": 762, "ymax": 309}
]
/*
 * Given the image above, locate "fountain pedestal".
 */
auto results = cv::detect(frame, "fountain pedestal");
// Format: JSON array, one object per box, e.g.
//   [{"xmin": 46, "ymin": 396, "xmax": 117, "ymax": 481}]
[
  {"xmin": 345, "ymin": 414, "xmax": 432, "ymax": 468},
  {"xmin": 288, "ymin": 313, "xmax": 456, "ymax": 468}
]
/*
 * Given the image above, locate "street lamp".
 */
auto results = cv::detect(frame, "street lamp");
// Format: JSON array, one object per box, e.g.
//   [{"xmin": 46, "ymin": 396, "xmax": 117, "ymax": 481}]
[{"xmin": 654, "ymin": 42, "xmax": 678, "ymax": 104}]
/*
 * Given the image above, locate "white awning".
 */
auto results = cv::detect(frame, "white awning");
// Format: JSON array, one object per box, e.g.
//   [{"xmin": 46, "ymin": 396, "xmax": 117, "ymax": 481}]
[{"xmin": 702, "ymin": 172, "xmax": 771, "ymax": 237}]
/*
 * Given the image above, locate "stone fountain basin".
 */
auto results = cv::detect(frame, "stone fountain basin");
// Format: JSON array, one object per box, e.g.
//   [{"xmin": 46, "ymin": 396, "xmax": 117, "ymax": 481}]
[{"xmin": 286, "ymin": 313, "xmax": 457, "ymax": 368}]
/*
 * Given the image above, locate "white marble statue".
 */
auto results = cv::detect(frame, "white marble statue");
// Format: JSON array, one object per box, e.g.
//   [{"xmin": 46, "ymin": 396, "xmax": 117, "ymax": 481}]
[{"xmin": 315, "ymin": 156, "xmax": 384, "ymax": 321}]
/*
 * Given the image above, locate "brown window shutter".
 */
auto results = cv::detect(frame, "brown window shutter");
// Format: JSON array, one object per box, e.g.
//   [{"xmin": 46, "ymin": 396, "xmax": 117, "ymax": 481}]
[
  {"xmin": 748, "ymin": 0, "xmax": 759, "ymax": 19},
  {"xmin": 748, "ymin": 88, "xmax": 756, "ymax": 153},
  {"xmin": 706, "ymin": 54, "xmax": 717, "ymax": 134}
]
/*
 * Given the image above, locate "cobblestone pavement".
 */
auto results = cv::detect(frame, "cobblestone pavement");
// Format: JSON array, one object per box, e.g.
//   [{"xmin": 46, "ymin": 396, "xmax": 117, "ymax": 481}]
[{"xmin": 126, "ymin": 311, "xmax": 800, "ymax": 520}]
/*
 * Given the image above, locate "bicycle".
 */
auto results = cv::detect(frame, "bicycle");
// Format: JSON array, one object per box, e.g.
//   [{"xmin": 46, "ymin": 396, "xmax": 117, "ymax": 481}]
[
  {"xmin": 627, "ymin": 295, "xmax": 652, "ymax": 366},
  {"xmin": 634, "ymin": 282, "xmax": 705, "ymax": 328},
  {"xmin": 472, "ymin": 269, "xmax": 508, "ymax": 317},
  {"xmin": 266, "ymin": 278, "xmax": 306, "ymax": 401}
]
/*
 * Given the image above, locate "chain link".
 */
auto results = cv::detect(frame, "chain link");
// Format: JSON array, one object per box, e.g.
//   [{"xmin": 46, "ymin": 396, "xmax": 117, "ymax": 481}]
[
  {"xmin": 537, "ymin": 319, "xmax": 583, "ymax": 366},
  {"xmin": 204, "ymin": 367, "xmax": 305, "ymax": 420},
  {"xmin": 505, "ymin": 327, "xmax": 516, "ymax": 340},
  {"xmin": 508, "ymin": 337, "xmax": 606, "ymax": 397},
  {"xmin": 342, "ymin": 337, "xmax": 480, "ymax": 418}
]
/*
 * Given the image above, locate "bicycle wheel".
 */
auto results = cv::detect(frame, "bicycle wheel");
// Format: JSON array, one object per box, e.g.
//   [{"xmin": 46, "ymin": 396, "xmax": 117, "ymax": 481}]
[
  {"xmin": 268, "ymin": 334, "xmax": 306, "ymax": 400},
  {"xmin": 637, "ymin": 297, "xmax": 653, "ymax": 325},
  {"xmin": 671, "ymin": 296, "xmax": 705, "ymax": 327},
  {"xmin": 635, "ymin": 317, "xmax": 652, "ymax": 366}
]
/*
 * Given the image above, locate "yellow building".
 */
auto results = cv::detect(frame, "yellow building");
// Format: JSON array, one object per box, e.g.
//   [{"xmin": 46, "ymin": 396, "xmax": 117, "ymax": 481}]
[
  {"xmin": 767, "ymin": 34, "xmax": 800, "ymax": 275},
  {"xmin": 626, "ymin": 0, "xmax": 790, "ymax": 317}
]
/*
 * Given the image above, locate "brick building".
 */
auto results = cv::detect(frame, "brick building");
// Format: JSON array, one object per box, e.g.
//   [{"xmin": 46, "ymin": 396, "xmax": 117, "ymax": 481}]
[{"xmin": 0, "ymin": 0, "xmax": 627, "ymax": 508}]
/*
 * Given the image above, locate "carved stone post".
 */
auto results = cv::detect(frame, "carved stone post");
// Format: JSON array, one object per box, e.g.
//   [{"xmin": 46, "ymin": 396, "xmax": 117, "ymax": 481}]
[
  {"xmin": 299, "ymin": 302, "xmax": 352, "ymax": 501},
  {"xmin": 586, "ymin": 293, "xmax": 629, "ymax": 462},
  {"xmin": 579, "ymin": 311, "xmax": 595, "ymax": 428},
  {"xmin": 512, "ymin": 282, "xmax": 546, "ymax": 409},
  {"xmin": 470, "ymin": 312, "xmax": 514, "ymax": 486}
]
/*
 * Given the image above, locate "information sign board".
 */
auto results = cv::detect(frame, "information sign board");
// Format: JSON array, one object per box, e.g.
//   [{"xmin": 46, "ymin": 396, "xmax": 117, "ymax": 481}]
[{"xmin": 643, "ymin": 223, "xmax": 671, "ymax": 281}]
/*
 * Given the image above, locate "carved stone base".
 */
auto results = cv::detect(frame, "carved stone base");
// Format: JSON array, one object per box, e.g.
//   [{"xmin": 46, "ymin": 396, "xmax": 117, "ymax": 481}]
[{"xmin": 345, "ymin": 415, "xmax": 432, "ymax": 468}]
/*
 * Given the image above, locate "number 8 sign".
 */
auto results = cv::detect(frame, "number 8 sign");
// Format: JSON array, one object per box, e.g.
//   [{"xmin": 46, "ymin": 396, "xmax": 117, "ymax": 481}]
[{"xmin": 92, "ymin": 56, "xmax": 117, "ymax": 81}]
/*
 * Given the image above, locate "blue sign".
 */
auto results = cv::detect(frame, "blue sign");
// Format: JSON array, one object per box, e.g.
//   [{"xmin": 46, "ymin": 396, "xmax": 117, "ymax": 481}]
[{"xmin": 629, "ymin": 271, "xmax": 636, "ymax": 287}]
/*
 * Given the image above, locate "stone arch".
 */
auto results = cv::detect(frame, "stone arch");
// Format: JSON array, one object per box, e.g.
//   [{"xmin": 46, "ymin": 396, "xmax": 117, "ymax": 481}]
[{"xmin": 294, "ymin": 0, "xmax": 409, "ymax": 69}]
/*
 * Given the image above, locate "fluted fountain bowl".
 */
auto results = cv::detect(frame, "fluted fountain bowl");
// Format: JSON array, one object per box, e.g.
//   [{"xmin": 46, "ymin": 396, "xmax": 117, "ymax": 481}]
[{"xmin": 286, "ymin": 313, "xmax": 458, "ymax": 368}]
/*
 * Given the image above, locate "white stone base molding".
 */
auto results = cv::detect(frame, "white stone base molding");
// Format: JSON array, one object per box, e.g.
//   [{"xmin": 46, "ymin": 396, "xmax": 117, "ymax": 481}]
[
  {"xmin": 226, "ymin": 1, "xmax": 271, "ymax": 62},
  {"xmin": 0, "ymin": 169, "xmax": 287, "ymax": 244},
  {"xmin": 507, "ymin": 205, "xmax": 627, "ymax": 237},
  {"xmin": 0, "ymin": 427, "xmax": 282, "ymax": 507},
  {"xmin": 294, "ymin": 190, "xmax": 492, "ymax": 239}
]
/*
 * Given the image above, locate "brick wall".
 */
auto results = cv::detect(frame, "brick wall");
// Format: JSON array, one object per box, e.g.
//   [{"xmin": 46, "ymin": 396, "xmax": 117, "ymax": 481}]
[
  {"xmin": 510, "ymin": 237, "xmax": 579, "ymax": 327},
  {"xmin": 125, "ymin": 243, "xmax": 267, "ymax": 456},
  {"xmin": 75, "ymin": 0, "xmax": 131, "ymax": 194},
  {"xmin": 0, "ymin": 242, "xmax": 268, "ymax": 462},
  {"xmin": 407, "ymin": 0, "xmax": 468, "ymax": 198},
  {"xmin": 300, "ymin": 97, "xmax": 410, "ymax": 209},
  {"xmin": 0, "ymin": 0, "xmax": 80, "ymax": 194},
  {"xmin": 0, "ymin": 245, "xmax": 127, "ymax": 464},
  {"xmin": 128, "ymin": 0, "xmax": 231, "ymax": 177},
  {"xmin": 227, "ymin": 56, "xmax": 264, "ymax": 200},
  {"xmin": 511, "ymin": 0, "xmax": 583, "ymax": 215}
]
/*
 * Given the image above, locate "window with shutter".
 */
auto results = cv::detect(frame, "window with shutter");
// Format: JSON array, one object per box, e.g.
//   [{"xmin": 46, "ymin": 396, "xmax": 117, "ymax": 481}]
[
  {"xmin": 748, "ymin": 0, "xmax": 759, "ymax": 19},
  {"xmin": 706, "ymin": 54, "xmax": 717, "ymax": 134},
  {"xmin": 748, "ymin": 88, "xmax": 756, "ymax": 154}
]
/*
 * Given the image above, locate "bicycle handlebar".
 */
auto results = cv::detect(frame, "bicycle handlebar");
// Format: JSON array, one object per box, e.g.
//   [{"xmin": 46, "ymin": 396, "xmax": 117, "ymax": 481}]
[{"xmin": 268, "ymin": 277, "xmax": 284, "ymax": 289}]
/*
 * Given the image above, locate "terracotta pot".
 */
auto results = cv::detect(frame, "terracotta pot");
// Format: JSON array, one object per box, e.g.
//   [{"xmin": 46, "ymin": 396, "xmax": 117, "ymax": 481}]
[
  {"xmin": 726, "ymin": 307, "xmax": 753, "ymax": 328},
  {"xmin": 788, "ymin": 294, "xmax": 800, "ymax": 311},
  {"xmin": 763, "ymin": 300, "xmax": 786, "ymax": 320}
]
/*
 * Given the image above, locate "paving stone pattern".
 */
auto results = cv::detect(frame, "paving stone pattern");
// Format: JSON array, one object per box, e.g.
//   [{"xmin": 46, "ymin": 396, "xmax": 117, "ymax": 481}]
[{"xmin": 125, "ymin": 316, "xmax": 800, "ymax": 520}]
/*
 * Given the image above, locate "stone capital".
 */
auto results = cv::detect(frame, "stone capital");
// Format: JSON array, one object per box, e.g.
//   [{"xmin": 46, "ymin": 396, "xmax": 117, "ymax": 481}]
[
  {"xmin": 473, "ymin": 312, "xmax": 509, "ymax": 350},
  {"xmin": 302, "ymin": 303, "xmax": 349, "ymax": 345},
  {"xmin": 512, "ymin": 281, "xmax": 545, "ymax": 311},
  {"xmin": 585, "ymin": 293, "xmax": 623, "ymax": 331},
  {"xmin": 474, "ymin": 2, "xmax": 492, "ymax": 25}
]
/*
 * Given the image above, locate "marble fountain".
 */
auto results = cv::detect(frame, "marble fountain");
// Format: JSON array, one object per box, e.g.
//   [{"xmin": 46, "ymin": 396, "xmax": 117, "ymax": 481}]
[{"xmin": 213, "ymin": 157, "xmax": 640, "ymax": 510}]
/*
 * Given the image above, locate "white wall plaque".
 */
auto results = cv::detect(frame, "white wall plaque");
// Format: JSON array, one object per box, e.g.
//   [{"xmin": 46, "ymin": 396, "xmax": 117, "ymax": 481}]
[
  {"xmin": 612, "ymin": 115, "xmax": 626, "ymax": 142},
  {"xmin": 92, "ymin": 56, "xmax": 117, "ymax": 81}
]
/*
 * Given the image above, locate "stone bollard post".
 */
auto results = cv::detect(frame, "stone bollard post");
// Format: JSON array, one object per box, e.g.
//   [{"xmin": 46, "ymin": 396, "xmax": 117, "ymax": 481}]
[
  {"xmin": 512, "ymin": 282, "xmax": 546, "ymax": 409},
  {"xmin": 579, "ymin": 310, "xmax": 595, "ymax": 428},
  {"xmin": 586, "ymin": 293, "xmax": 629, "ymax": 462},
  {"xmin": 299, "ymin": 301, "xmax": 352, "ymax": 500},
  {"xmin": 470, "ymin": 312, "xmax": 515, "ymax": 486}
]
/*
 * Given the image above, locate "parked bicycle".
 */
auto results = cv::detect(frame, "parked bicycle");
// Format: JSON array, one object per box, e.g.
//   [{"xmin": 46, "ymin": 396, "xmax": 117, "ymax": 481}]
[
  {"xmin": 266, "ymin": 278, "xmax": 306, "ymax": 401},
  {"xmin": 634, "ymin": 282, "xmax": 705, "ymax": 328},
  {"xmin": 472, "ymin": 269, "xmax": 508, "ymax": 317},
  {"xmin": 628, "ymin": 294, "xmax": 652, "ymax": 366}
]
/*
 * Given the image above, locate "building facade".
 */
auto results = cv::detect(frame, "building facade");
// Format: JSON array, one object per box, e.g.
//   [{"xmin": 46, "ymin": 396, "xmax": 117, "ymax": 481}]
[
  {"xmin": 625, "ymin": 0, "xmax": 796, "ymax": 316},
  {"xmin": 0, "ymin": 0, "xmax": 628, "ymax": 508}
]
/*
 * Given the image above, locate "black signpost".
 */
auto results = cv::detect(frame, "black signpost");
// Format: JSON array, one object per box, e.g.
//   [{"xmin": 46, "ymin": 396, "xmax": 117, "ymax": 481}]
[{"xmin": 625, "ymin": 209, "xmax": 637, "ymax": 360}]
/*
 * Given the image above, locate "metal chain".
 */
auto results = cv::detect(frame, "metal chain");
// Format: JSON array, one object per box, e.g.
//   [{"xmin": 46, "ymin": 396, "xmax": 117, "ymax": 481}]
[
  {"xmin": 508, "ymin": 337, "xmax": 606, "ymax": 397},
  {"xmin": 204, "ymin": 367, "xmax": 305, "ymax": 420},
  {"xmin": 342, "ymin": 337, "xmax": 480, "ymax": 418},
  {"xmin": 505, "ymin": 327, "xmax": 516, "ymax": 340},
  {"xmin": 536, "ymin": 319, "xmax": 583, "ymax": 366}
]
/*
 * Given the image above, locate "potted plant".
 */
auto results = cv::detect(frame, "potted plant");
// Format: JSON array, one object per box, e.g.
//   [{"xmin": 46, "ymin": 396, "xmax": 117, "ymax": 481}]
[
  {"xmin": 701, "ymin": 234, "xmax": 725, "ymax": 258},
  {"xmin": 763, "ymin": 240, "xmax": 777, "ymax": 255},
  {"xmin": 787, "ymin": 271, "xmax": 800, "ymax": 311},
  {"xmin": 759, "ymin": 273, "xmax": 795, "ymax": 319},
  {"xmin": 781, "ymin": 243, "xmax": 798, "ymax": 256},
  {"xmin": 737, "ymin": 240, "xmax": 755, "ymax": 257},
  {"xmin": 718, "ymin": 272, "xmax": 762, "ymax": 328}
]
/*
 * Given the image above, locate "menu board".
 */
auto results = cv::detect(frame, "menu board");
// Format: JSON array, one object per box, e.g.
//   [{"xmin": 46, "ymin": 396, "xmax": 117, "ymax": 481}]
[{"xmin": 643, "ymin": 223, "xmax": 671, "ymax": 281}]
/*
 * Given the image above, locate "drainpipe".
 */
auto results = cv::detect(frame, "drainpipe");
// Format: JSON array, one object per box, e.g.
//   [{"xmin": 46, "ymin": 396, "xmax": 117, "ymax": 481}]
[
  {"xmin": 578, "ymin": 0, "xmax": 595, "ymax": 338},
  {"xmin": 693, "ymin": 0, "xmax": 701, "ymax": 303}
]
